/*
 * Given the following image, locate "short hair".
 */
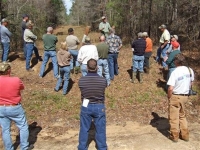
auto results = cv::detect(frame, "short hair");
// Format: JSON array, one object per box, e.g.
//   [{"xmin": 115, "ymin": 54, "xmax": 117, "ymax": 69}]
[
  {"xmin": 47, "ymin": 27, "xmax": 53, "ymax": 32},
  {"xmin": 174, "ymin": 53, "xmax": 186, "ymax": 66},
  {"xmin": 87, "ymin": 59, "xmax": 97, "ymax": 72},
  {"xmin": 110, "ymin": 28, "xmax": 115, "ymax": 34},
  {"xmin": 142, "ymin": 32, "xmax": 148, "ymax": 37},
  {"xmin": 68, "ymin": 28, "xmax": 74, "ymax": 33},
  {"xmin": 138, "ymin": 32, "xmax": 143, "ymax": 38},
  {"xmin": 85, "ymin": 36, "xmax": 91, "ymax": 44}
]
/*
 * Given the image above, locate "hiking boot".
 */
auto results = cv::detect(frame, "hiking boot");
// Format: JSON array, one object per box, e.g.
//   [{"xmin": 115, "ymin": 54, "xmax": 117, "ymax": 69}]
[
  {"xmin": 130, "ymin": 72, "xmax": 137, "ymax": 83},
  {"xmin": 139, "ymin": 72, "xmax": 143, "ymax": 83},
  {"xmin": 180, "ymin": 129, "xmax": 189, "ymax": 142},
  {"xmin": 169, "ymin": 132, "xmax": 179, "ymax": 142},
  {"xmin": 27, "ymin": 68, "xmax": 34, "ymax": 72}
]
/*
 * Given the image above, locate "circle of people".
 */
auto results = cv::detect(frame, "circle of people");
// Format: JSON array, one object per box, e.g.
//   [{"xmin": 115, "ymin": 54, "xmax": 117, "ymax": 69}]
[{"xmin": 0, "ymin": 15, "xmax": 195, "ymax": 150}]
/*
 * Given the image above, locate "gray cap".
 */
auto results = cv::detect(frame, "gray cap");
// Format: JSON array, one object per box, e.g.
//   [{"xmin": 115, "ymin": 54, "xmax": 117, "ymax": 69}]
[
  {"xmin": 101, "ymin": 16, "xmax": 106, "ymax": 20},
  {"xmin": 0, "ymin": 62, "xmax": 11, "ymax": 72},
  {"xmin": 158, "ymin": 24, "xmax": 167, "ymax": 29},
  {"xmin": 138, "ymin": 32, "xmax": 143, "ymax": 38},
  {"xmin": 171, "ymin": 35, "xmax": 178, "ymax": 40},
  {"xmin": 142, "ymin": 32, "xmax": 148, "ymax": 37},
  {"xmin": 1, "ymin": 18, "xmax": 9, "ymax": 23}
]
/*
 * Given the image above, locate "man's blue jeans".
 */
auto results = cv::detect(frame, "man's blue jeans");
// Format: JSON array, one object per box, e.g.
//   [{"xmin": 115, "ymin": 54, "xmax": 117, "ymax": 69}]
[
  {"xmin": 0, "ymin": 104, "xmax": 29, "ymax": 150},
  {"xmin": 1, "ymin": 42, "xmax": 10, "ymax": 62},
  {"xmin": 97, "ymin": 59, "xmax": 110, "ymax": 86},
  {"xmin": 108, "ymin": 53, "xmax": 118, "ymax": 80},
  {"xmin": 24, "ymin": 42, "xmax": 40, "ymax": 60},
  {"xmin": 55, "ymin": 66, "xmax": 70, "ymax": 95},
  {"xmin": 161, "ymin": 44, "xmax": 170, "ymax": 67},
  {"xmin": 132, "ymin": 55, "xmax": 144, "ymax": 72},
  {"xmin": 39, "ymin": 51, "xmax": 59, "ymax": 78},
  {"xmin": 156, "ymin": 44, "xmax": 170, "ymax": 67},
  {"xmin": 81, "ymin": 64, "xmax": 87, "ymax": 76},
  {"xmin": 78, "ymin": 104, "xmax": 107, "ymax": 150},
  {"xmin": 26, "ymin": 43, "xmax": 34, "ymax": 70},
  {"xmin": 69, "ymin": 50, "xmax": 80, "ymax": 69}
]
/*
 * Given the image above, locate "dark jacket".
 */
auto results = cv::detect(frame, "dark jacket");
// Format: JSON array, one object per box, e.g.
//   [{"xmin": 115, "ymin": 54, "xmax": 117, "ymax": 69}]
[{"xmin": 131, "ymin": 38, "xmax": 146, "ymax": 56}]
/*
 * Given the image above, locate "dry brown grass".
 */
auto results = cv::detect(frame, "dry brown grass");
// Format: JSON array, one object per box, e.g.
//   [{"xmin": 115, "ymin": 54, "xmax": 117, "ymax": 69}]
[{"xmin": 7, "ymin": 25, "xmax": 200, "ymax": 134}]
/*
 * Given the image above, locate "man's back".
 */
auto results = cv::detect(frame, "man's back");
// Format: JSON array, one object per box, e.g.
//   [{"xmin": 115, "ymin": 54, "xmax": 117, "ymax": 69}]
[
  {"xmin": 0, "ymin": 76, "xmax": 24, "ymax": 104},
  {"xmin": 132, "ymin": 38, "xmax": 146, "ymax": 56},
  {"xmin": 0, "ymin": 25, "xmax": 11, "ymax": 43},
  {"xmin": 79, "ymin": 74, "xmax": 107, "ymax": 102},
  {"xmin": 78, "ymin": 45, "xmax": 98, "ymax": 64},
  {"xmin": 66, "ymin": 35, "xmax": 79, "ymax": 50},
  {"xmin": 96, "ymin": 42, "xmax": 109, "ymax": 59},
  {"xmin": 42, "ymin": 34, "xmax": 57, "ymax": 50},
  {"xmin": 167, "ymin": 66, "xmax": 194, "ymax": 94}
]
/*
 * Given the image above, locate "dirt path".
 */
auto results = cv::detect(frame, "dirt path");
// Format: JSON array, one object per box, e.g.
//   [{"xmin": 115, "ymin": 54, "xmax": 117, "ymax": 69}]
[{"xmin": 8, "ymin": 121, "xmax": 200, "ymax": 150}]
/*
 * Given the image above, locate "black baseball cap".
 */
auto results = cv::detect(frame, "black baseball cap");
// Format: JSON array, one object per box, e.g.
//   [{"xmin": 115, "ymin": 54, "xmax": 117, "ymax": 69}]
[{"xmin": 22, "ymin": 14, "xmax": 29, "ymax": 18}]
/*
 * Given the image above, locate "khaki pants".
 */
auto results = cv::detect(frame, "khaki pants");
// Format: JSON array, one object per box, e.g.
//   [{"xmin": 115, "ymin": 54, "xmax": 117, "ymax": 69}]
[{"xmin": 169, "ymin": 95, "xmax": 189, "ymax": 139}]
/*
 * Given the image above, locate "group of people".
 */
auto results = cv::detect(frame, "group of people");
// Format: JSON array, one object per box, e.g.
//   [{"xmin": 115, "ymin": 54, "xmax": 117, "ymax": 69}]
[{"xmin": 0, "ymin": 14, "xmax": 196, "ymax": 150}]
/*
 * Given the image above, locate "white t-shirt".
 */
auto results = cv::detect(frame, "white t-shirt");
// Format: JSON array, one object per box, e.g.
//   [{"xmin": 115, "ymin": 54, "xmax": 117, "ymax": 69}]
[
  {"xmin": 167, "ymin": 66, "xmax": 194, "ymax": 94},
  {"xmin": 159, "ymin": 29, "xmax": 170, "ymax": 44},
  {"xmin": 77, "ymin": 45, "xmax": 99, "ymax": 64}
]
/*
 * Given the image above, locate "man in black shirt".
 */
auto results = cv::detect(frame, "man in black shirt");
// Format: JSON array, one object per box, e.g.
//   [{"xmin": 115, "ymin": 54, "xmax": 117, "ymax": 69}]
[
  {"xmin": 131, "ymin": 32, "xmax": 146, "ymax": 83},
  {"xmin": 78, "ymin": 59, "xmax": 107, "ymax": 150}
]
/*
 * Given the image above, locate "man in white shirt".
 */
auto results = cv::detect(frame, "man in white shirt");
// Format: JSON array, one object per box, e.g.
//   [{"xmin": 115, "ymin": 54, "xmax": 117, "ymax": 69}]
[
  {"xmin": 156, "ymin": 24, "xmax": 170, "ymax": 69},
  {"xmin": 77, "ymin": 36, "xmax": 99, "ymax": 76},
  {"xmin": 167, "ymin": 53, "xmax": 194, "ymax": 142}
]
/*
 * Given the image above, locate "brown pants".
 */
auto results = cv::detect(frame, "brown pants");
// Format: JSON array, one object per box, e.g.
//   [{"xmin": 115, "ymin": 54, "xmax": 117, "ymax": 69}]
[{"xmin": 169, "ymin": 95, "xmax": 189, "ymax": 139}]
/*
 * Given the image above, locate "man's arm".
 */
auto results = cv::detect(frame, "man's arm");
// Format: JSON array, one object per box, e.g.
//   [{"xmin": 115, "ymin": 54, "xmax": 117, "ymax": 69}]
[
  {"xmin": 168, "ymin": 85, "xmax": 174, "ymax": 99},
  {"xmin": 99, "ymin": 23, "xmax": 104, "ymax": 31},
  {"xmin": 6, "ymin": 28, "xmax": 12, "ymax": 37},
  {"xmin": 165, "ymin": 53, "xmax": 173, "ymax": 64},
  {"xmin": 27, "ymin": 30, "xmax": 37, "ymax": 40},
  {"xmin": 118, "ymin": 38, "xmax": 122, "ymax": 50},
  {"xmin": 161, "ymin": 40, "xmax": 169, "ymax": 49}
]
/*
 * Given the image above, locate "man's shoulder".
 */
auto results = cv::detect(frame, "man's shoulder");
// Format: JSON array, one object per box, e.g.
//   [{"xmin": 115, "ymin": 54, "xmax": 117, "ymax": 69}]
[{"xmin": 0, "ymin": 76, "xmax": 21, "ymax": 82}]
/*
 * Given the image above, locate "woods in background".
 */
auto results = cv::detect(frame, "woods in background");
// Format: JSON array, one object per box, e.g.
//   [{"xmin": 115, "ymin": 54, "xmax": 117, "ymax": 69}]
[
  {"xmin": 0, "ymin": 0, "xmax": 67, "ymax": 51},
  {"xmin": 69, "ymin": 0, "xmax": 200, "ymax": 49}
]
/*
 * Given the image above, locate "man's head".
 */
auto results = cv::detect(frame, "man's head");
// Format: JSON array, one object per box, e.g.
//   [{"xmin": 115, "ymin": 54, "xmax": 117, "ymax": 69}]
[
  {"xmin": 171, "ymin": 35, "xmax": 178, "ymax": 42},
  {"xmin": 47, "ymin": 27, "xmax": 53, "ymax": 34},
  {"xmin": 142, "ymin": 32, "xmax": 148, "ymax": 38},
  {"xmin": 99, "ymin": 35, "xmax": 105, "ymax": 42},
  {"xmin": 110, "ymin": 28, "xmax": 115, "ymax": 34},
  {"xmin": 0, "ymin": 62, "xmax": 11, "ymax": 76},
  {"xmin": 84, "ymin": 36, "xmax": 91, "ymax": 44},
  {"xmin": 174, "ymin": 53, "xmax": 186, "ymax": 66},
  {"xmin": 158, "ymin": 24, "xmax": 167, "ymax": 32},
  {"xmin": 138, "ymin": 32, "xmax": 143, "ymax": 38},
  {"xmin": 171, "ymin": 41, "xmax": 180, "ymax": 50},
  {"xmin": 87, "ymin": 59, "xmax": 97, "ymax": 73},
  {"xmin": 68, "ymin": 28, "xmax": 74, "ymax": 35},
  {"xmin": 1, "ymin": 18, "xmax": 9, "ymax": 26},
  {"xmin": 26, "ymin": 22, "xmax": 33, "ymax": 29},
  {"xmin": 22, "ymin": 14, "xmax": 29, "ymax": 22},
  {"xmin": 101, "ymin": 16, "xmax": 106, "ymax": 23}
]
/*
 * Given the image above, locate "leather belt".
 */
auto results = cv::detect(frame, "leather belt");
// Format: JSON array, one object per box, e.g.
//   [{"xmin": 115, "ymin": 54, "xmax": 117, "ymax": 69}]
[
  {"xmin": 89, "ymin": 100, "xmax": 104, "ymax": 104},
  {"xmin": 0, "ymin": 103, "xmax": 20, "ymax": 106},
  {"xmin": 173, "ymin": 94, "xmax": 189, "ymax": 96},
  {"xmin": 26, "ymin": 42, "xmax": 34, "ymax": 44}
]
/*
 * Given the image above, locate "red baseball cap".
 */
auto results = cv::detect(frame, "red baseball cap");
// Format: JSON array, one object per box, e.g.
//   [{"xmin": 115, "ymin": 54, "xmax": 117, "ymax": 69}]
[{"xmin": 171, "ymin": 41, "xmax": 180, "ymax": 48}]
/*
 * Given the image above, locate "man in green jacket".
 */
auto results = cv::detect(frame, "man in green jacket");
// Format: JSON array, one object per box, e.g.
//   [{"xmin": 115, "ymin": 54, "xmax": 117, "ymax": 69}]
[{"xmin": 165, "ymin": 41, "xmax": 181, "ymax": 90}]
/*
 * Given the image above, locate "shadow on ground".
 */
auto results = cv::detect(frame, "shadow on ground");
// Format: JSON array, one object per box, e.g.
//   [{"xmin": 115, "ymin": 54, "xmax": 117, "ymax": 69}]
[
  {"xmin": 150, "ymin": 112, "xmax": 170, "ymax": 138},
  {"xmin": 13, "ymin": 122, "xmax": 42, "ymax": 150}
]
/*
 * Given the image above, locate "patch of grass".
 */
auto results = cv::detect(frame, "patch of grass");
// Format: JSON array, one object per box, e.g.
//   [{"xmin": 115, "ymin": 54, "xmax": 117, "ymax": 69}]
[{"xmin": 135, "ymin": 92, "xmax": 150, "ymax": 103}]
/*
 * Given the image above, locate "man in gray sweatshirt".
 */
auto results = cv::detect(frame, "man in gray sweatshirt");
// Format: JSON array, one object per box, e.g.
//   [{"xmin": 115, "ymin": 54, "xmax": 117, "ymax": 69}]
[{"xmin": 0, "ymin": 18, "xmax": 12, "ymax": 62}]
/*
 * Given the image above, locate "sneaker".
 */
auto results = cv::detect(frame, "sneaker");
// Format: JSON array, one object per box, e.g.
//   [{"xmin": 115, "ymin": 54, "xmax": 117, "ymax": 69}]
[
  {"xmin": 38, "ymin": 74, "xmax": 43, "ymax": 78},
  {"xmin": 27, "ymin": 144, "xmax": 34, "ymax": 150},
  {"xmin": 54, "ymin": 88, "xmax": 58, "ymax": 92}
]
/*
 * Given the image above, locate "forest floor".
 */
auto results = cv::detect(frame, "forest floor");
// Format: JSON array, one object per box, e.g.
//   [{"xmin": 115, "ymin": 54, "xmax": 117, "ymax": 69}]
[{"xmin": 0, "ymin": 25, "xmax": 200, "ymax": 150}]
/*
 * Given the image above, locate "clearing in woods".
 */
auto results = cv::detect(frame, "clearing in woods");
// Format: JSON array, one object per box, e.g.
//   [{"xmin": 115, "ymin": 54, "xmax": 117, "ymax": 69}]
[{"xmin": 0, "ymin": 25, "xmax": 199, "ymax": 150}]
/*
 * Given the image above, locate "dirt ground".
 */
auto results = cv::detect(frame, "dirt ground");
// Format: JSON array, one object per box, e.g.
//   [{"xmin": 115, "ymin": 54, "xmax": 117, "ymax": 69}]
[{"xmin": 0, "ymin": 25, "xmax": 199, "ymax": 150}]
